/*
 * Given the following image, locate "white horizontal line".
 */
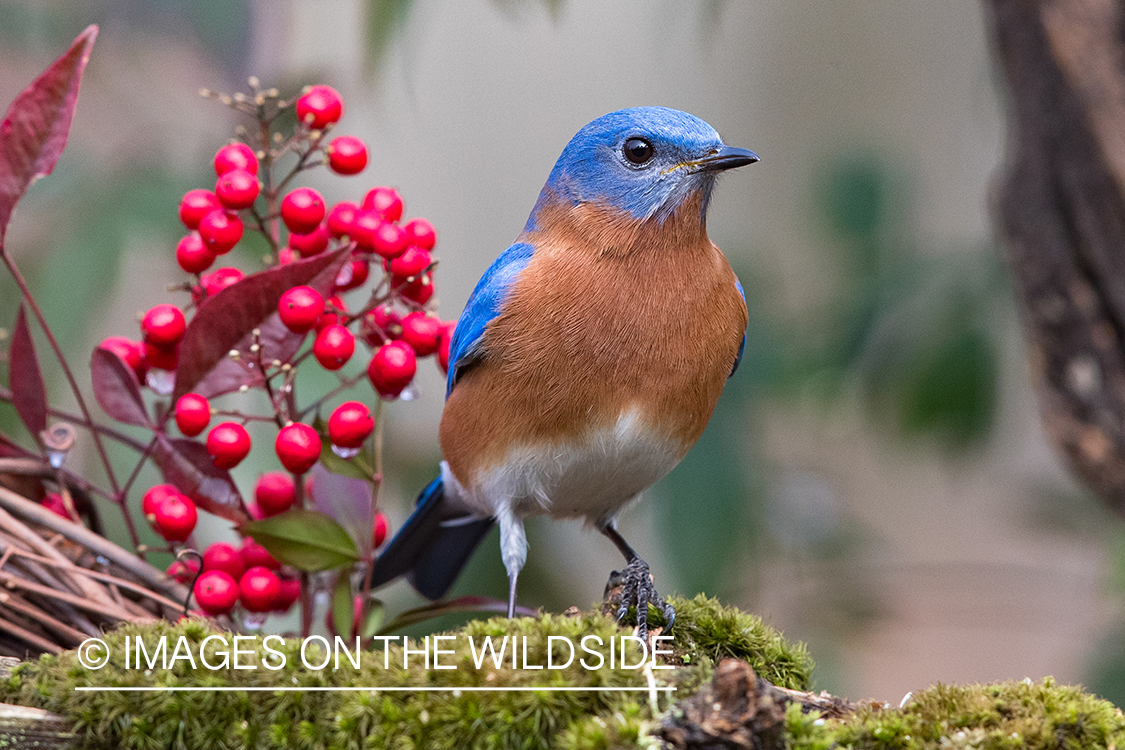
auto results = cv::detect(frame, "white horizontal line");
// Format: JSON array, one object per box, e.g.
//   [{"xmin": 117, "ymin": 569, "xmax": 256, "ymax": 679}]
[{"xmin": 74, "ymin": 685, "xmax": 675, "ymax": 693}]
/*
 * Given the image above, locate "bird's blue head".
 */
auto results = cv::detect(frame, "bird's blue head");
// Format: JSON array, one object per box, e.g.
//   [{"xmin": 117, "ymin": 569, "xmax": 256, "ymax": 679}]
[{"xmin": 526, "ymin": 106, "xmax": 758, "ymax": 230}]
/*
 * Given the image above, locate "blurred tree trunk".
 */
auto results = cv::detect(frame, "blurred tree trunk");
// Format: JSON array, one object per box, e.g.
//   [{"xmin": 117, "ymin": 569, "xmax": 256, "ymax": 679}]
[{"xmin": 985, "ymin": 0, "xmax": 1125, "ymax": 513}]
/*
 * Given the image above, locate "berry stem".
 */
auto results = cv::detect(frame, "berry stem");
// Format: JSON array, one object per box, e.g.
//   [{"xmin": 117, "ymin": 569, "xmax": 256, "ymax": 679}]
[{"xmin": 0, "ymin": 246, "xmax": 122, "ymax": 499}]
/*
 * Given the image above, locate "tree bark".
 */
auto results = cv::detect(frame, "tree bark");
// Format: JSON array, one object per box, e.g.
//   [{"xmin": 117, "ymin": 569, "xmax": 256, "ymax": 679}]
[{"xmin": 984, "ymin": 0, "xmax": 1125, "ymax": 513}]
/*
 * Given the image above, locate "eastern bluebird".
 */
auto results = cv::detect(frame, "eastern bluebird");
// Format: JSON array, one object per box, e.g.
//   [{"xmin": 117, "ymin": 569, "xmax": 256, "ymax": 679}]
[{"xmin": 370, "ymin": 107, "xmax": 755, "ymax": 635}]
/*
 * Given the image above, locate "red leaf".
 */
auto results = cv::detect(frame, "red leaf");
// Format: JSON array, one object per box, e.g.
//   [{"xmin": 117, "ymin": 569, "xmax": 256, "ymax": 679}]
[
  {"xmin": 153, "ymin": 436, "xmax": 249, "ymax": 524},
  {"xmin": 0, "ymin": 433, "xmax": 37, "ymax": 459},
  {"xmin": 172, "ymin": 247, "xmax": 350, "ymax": 402},
  {"xmin": 309, "ymin": 463, "xmax": 375, "ymax": 556},
  {"xmin": 90, "ymin": 346, "xmax": 150, "ymax": 427},
  {"xmin": 0, "ymin": 25, "xmax": 97, "ymax": 241},
  {"xmin": 9, "ymin": 305, "xmax": 47, "ymax": 441}
]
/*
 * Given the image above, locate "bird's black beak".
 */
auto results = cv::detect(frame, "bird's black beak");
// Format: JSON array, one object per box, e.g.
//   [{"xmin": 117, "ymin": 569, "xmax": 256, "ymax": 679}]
[{"xmin": 696, "ymin": 145, "xmax": 760, "ymax": 172}]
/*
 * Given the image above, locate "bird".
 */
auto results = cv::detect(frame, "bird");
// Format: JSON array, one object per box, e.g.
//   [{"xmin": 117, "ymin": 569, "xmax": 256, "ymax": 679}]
[{"xmin": 370, "ymin": 106, "xmax": 756, "ymax": 636}]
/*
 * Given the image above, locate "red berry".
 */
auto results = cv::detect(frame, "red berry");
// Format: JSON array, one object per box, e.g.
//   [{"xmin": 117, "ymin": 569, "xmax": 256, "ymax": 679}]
[
  {"xmin": 100, "ymin": 336, "xmax": 147, "ymax": 382},
  {"xmin": 278, "ymin": 285, "xmax": 325, "ymax": 333},
  {"xmin": 317, "ymin": 296, "xmax": 348, "ymax": 330},
  {"xmin": 240, "ymin": 566, "xmax": 281, "ymax": 613},
  {"xmin": 389, "ymin": 246, "xmax": 431, "ymax": 280},
  {"xmin": 313, "ymin": 325, "xmax": 355, "ymax": 371},
  {"xmin": 198, "ymin": 209, "xmax": 243, "ymax": 254},
  {"xmin": 198, "ymin": 267, "xmax": 245, "ymax": 302},
  {"xmin": 206, "ymin": 422, "xmax": 252, "ymax": 469},
  {"xmin": 277, "ymin": 246, "xmax": 297, "ymax": 265},
  {"xmin": 362, "ymin": 186, "xmax": 404, "ymax": 222},
  {"xmin": 179, "ymin": 189, "xmax": 222, "ymax": 230},
  {"xmin": 275, "ymin": 422, "xmax": 320, "ymax": 475},
  {"xmin": 174, "ymin": 393, "xmax": 211, "ymax": 437},
  {"xmin": 141, "ymin": 304, "xmax": 186, "ymax": 346},
  {"xmin": 403, "ymin": 218, "xmax": 436, "ymax": 250},
  {"xmin": 203, "ymin": 542, "xmax": 246, "ymax": 581},
  {"xmin": 143, "ymin": 341, "xmax": 179, "ymax": 372},
  {"xmin": 281, "ymin": 187, "xmax": 326, "ymax": 234},
  {"xmin": 296, "ymin": 85, "xmax": 344, "ymax": 129},
  {"xmin": 194, "ymin": 570, "xmax": 239, "ymax": 615},
  {"xmin": 326, "ymin": 201, "xmax": 359, "ymax": 238},
  {"xmin": 167, "ymin": 558, "xmax": 200, "ymax": 585},
  {"xmin": 153, "ymin": 493, "xmax": 197, "ymax": 542},
  {"xmin": 328, "ymin": 401, "xmax": 374, "ymax": 449},
  {"xmin": 399, "ymin": 273, "xmax": 434, "ymax": 305},
  {"xmin": 437, "ymin": 320, "xmax": 456, "ymax": 373},
  {"xmin": 371, "ymin": 222, "xmax": 408, "ymax": 260},
  {"xmin": 361, "ymin": 305, "xmax": 402, "ymax": 345},
  {"xmin": 215, "ymin": 168, "xmax": 261, "ymax": 210},
  {"xmin": 176, "ymin": 233, "xmax": 216, "ymax": 274},
  {"xmin": 368, "ymin": 341, "xmax": 417, "ymax": 398},
  {"xmin": 350, "ymin": 209, "xmax": 381, "ymax": 251},
  {"xmin": 240, "ymin": 537, "xmax": 281, "ymax": 570},
  {"xmin": 373, "ymin": 512, "xmax": 389, "ymax": 548},
  {"xmin": 326, "ymin": 135, "xmax": 368, "ymax": 175},
  {"xmin": 289, "ymin": 223, "xmax": 330, "ymax": 257},
  {"xmin": 273, "ymin": 575, "xmax": 301, "ymax": 612},
  {"xmin": 335, "ymin": 253, "xmax": 370, "ymax": 291},
  {"xmin": 213, "ymin": 142, "xmax": 258, "ymax": 176},
  {"xmin": 254, "ymin": 472, "xmax": 296, "ymax": 517},
  {"xmin": 40, "ymin": 493, "xmax": 74, "ymax": 521},
  {"xmin": 400, "ymin": 311, "xmax": 443, "ymax": 356},
  {"xmin": 142, "ymin": 484, "xmax": 180, "ymax": 520}
]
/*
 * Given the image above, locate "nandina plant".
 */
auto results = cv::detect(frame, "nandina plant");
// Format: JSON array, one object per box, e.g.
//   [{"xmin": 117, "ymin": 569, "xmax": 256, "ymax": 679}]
[{"xmin": 0, "ymin": 26, "xmax": 487, "ymax": 649}]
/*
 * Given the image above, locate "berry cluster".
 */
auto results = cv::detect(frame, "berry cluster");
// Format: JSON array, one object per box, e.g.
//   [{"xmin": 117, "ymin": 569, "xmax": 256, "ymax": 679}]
[{"xmin": 91, "ymin": 82, "xmax": 445, "ymax": 628}]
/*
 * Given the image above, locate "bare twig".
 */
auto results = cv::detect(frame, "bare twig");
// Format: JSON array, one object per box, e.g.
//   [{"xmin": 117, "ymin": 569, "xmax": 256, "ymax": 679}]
[{"xmin": 0, "ymin": 487, "xmax": 188, "ymax": 603}]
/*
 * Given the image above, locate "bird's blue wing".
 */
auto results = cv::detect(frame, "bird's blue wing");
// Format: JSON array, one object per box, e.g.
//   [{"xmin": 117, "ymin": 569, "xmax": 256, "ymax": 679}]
[
  {"xmin": 731, "ymin": 277, "xmax": 747, "ymax": 378},
  {"xmin": 446, "ymin": 242, "xmax": 536, "ymax": 397}
]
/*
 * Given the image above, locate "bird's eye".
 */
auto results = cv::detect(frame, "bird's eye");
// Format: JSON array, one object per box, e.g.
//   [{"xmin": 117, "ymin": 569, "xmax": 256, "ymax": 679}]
[{"xmin": 623, "ymin": 138, "xmax": 655, "ymax": 165}]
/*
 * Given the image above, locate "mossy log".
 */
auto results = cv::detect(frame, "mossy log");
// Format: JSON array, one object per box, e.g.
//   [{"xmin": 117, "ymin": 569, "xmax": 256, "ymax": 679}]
[{"xmin": 0, "ymin": 597, "xmax": 1121, "ymax": 749}]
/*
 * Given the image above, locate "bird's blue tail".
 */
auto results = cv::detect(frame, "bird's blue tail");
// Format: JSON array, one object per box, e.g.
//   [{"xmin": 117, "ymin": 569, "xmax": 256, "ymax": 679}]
[{"xmin": 369, "ymin": 476, "xmax": 494, "ymax": 600}]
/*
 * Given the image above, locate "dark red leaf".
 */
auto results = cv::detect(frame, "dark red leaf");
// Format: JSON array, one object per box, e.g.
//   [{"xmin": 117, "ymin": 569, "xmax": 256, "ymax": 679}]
[
  {"xmin": 308, "ymin": 463, "xmax": 375, "ymax": 556},
  {"xmin": 90, "ymin": 346, "xmax": 150, "ymax": 427},
  {"xmin": 172, "ymin": 247, "xmax": 350, "ymax": 402},
  {"xmin": 0, "ymin": 433, "xmax": 37, "ymax": 459},
  {"xmin": 153, "ymin": 435, "xmax": 249, "ymax": 524},
  {"xmin": 0, "ymin": 25, "xmax": 97, "ymax": 241},
  {"xmin": 9, "ymin": 305, "xmax": 47, "ymax": 441}
]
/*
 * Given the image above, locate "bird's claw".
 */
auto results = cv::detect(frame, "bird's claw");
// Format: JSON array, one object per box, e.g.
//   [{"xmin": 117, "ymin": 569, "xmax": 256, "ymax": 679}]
[{"xmin": 602, "ymin": 558, "xmax": 674, "ymax": 642}]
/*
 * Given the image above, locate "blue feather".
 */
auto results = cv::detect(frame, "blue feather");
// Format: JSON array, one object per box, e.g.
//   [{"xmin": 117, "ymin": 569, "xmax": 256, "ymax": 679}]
[
  {"xmin": 369, "ymin": 476, "xmax": 494, "ymax": 600},
  {"xmin": 731, "ymin": 277, "xmax": 747, "ymax": 377},
  {"xmin": 446, "ymin": 242, "xmax": 535, "ymax": 397}
]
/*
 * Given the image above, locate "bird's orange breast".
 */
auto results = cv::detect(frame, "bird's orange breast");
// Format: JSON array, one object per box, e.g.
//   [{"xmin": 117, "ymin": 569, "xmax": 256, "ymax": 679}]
[{"xmin": 440, "ymin": 194, "xmax": 748, "ymax": 492}]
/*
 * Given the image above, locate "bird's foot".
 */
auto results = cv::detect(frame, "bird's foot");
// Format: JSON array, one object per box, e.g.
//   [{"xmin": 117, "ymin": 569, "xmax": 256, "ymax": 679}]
[{"xmin": 602, "ymin": 558, "xmax": 675, "ymax": 642}]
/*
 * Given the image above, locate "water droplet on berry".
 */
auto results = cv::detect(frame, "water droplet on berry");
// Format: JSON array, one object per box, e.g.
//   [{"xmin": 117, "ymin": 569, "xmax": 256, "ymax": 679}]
[
  {"xmin": 146, "ymin": 369, "xmax": 176, "ymax": 395},
  {"xmin": 244, "ymin": 611, "xmax": 268, "ymax": 630},
  {"xmin": 398, "ymin": 383, "xmax": 420, "ymax": 402},
  {"xmin": 331, "ymin": 444, "xmax": 361, "ymax": 459}
]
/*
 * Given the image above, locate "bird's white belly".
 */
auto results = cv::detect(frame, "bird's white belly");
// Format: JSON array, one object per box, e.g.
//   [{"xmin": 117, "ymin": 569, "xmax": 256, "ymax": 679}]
[{"xmin": 446, "ymin": 408, "xmax": 684, "ymax": 523}]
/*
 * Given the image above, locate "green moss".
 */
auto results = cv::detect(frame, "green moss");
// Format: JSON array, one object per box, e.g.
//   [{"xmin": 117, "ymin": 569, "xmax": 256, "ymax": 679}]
[
  {"xmin": 0, "ymin": 596, "xmax": 809, "ymax": 749},
  {"xmin": 784, "ymin": 678, "xmax": 1125, "ymax": 750}
]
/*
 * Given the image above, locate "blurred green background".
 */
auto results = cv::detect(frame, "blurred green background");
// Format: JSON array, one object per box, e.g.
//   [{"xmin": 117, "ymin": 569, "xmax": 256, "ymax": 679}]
[{"xmin": 1, "ymin": 0, "xmax": 1121, "ymax": 704}]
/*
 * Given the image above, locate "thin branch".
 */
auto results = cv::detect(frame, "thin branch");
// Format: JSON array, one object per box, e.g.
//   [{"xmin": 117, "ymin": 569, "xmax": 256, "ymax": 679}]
[
  {"xmin": 0, "ymin": 385, "xmax": 150, "ymax": 453},
  {"xmin": 0, "ymin": 486, "xmax": 188, "ymax": 603},
  {"xmin": 0, "ymin": 249, "xmax": 121, "ymax": 495}
]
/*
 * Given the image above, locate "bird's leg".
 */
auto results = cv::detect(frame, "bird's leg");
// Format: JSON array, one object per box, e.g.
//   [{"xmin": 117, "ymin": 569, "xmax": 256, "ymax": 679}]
[
  {"xmin": 599, "ymin": 523, "xmax": 675, "ymax": 641},
  {"xmin": 507, "ymin": 571, "xmax": 519, "ymax": 619},
  {"xmin": 497, "ymin": 504, "xmax": 528, "ymax": 619}
]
